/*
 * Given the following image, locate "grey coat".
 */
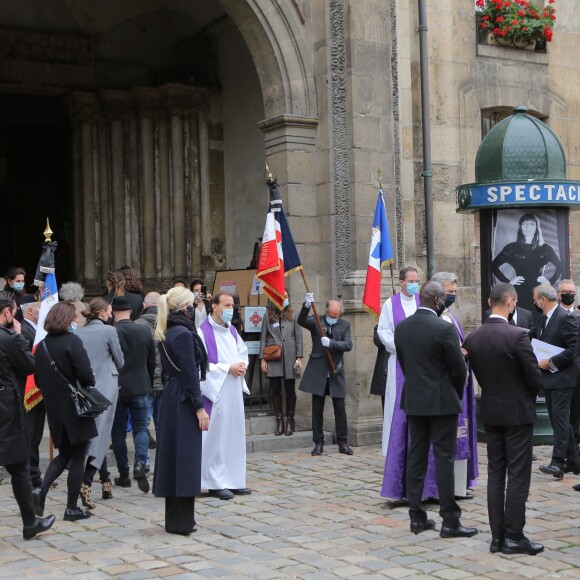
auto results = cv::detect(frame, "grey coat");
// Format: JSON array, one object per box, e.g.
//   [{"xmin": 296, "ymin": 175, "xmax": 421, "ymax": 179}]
[
  {"xmin": 77, "ymin": 319, "xmax": 125, "ymax": 469},
  {"xmin": 298, "ymin": 304, "xmax": 352, "ymax": 398},
  {"xmin": 259, "ymin": 311, "xmax": 303, "ymax": 379}
]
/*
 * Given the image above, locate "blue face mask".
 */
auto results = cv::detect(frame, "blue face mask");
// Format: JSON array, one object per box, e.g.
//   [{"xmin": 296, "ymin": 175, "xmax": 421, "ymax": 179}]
[
  {"xmin": 70, "ymin": 322, "xmax": 78, "ymax": 333},
  {"xmin": 193, "ymin": 292, "xmax": 199, "ymax": 300},
  {"xmin": 12, "ymin": 282, "xmax": 25, "ymax": 292},
  {"xmin": 406, "ymin": 282, "xmax": 419, "ymax": 295},
  {"xmin": 326, "ymin": 315, "xmax": 338, "ymax": 326},
  {"xmin": 185, "ymin": 305, "xmax": 195, "ymax": 319},
  {"xmin": 220, "ymin": 308, "xmax": 234, "ymax": 324},
  {"xmin": 444, "ymin": 294, "xmax": 456, "ymax": 308},
  {"xmin": 283, "ymin": 298, "xmax": 289, "ymax": 309}
]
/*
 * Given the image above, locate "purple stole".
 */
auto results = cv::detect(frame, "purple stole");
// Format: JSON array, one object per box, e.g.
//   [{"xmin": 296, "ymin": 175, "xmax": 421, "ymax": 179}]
[{"xmin": 199, "ymin": 319, "xmax": 239, "ymax": 419}]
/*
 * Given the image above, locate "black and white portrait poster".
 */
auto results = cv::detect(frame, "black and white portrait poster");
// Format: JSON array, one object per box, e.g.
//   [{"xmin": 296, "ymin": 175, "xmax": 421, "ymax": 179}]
[{"xmin": 481, "ymin": 208, "xmax": 569, "ymax": 317}]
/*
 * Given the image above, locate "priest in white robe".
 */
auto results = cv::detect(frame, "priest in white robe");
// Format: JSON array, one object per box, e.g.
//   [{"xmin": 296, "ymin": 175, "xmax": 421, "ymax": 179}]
[
  {"xmin": 197, "ymin": 292, "xmax": 251, "ymax": 501},
  {"xmin": 377, "ymin": 267, "xmax": 420, "ymax": 457}
]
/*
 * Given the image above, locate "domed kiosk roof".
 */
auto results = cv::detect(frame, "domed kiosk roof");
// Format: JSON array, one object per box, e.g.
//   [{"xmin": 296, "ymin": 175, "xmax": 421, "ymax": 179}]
[{"xmin": 475, "ymin": 106, "xmax": 566, "ymax": 183}]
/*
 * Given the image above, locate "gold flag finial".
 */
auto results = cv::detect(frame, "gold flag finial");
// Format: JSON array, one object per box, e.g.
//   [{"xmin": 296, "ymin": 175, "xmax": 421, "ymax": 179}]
[
  {"xmin": 265, "ymin": 162, "xmax": 273, "ymax": 181},
  {"xmin": 43, "ymin": 218, "xmax": 53, "ymax": 243},
  {"xmin": 377, "ymin": 167, "xmax": 383, "ymax": 188}
]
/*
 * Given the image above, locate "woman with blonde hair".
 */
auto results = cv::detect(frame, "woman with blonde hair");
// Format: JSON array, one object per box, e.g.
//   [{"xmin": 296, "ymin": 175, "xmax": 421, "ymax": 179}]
[
  {"xmin": 153, "ymin": 287, "xmax": 209, "ymax": 535},
  {"xmin": 77, "ymin": 298, "xmax": 124, "ymax": 508}
]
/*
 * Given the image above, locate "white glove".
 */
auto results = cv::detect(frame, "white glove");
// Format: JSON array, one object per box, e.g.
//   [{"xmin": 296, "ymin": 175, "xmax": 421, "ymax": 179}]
[
  {"xmin": 321, "ymin": 336, "xmax": 330, "ymax": 347},
  {"xmin": 305, "ymin": 292, "xmax": 314, "ymax": 308}
]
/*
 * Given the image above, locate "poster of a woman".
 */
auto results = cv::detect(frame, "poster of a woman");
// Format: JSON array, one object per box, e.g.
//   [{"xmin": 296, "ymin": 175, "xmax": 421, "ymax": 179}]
[{"xmin": 491, "ymin": 210, "xmax": 564, "ymax": 313}]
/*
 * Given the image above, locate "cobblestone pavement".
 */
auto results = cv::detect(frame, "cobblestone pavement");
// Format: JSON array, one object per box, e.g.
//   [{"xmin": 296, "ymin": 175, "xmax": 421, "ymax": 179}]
[{"xmin": 1, "ymin": 443, "xmax": 579, "ymax": 579}]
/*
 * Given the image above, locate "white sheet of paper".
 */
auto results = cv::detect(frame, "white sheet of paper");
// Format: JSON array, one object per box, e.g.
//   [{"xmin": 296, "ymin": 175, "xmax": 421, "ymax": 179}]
[{"xmin": 531, "ymin": 338, "xmax": 564, "ymax": 368}]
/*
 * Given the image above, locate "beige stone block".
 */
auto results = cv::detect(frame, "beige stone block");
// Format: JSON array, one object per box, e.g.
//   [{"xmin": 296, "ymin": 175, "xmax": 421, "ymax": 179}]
[
  {"xmin": 287, "ymin": 215, "xmax": 322, "ymax": 244},
  {"xmin": 352, "ymin": 114, "xmax": 381, "ymax": 149}
]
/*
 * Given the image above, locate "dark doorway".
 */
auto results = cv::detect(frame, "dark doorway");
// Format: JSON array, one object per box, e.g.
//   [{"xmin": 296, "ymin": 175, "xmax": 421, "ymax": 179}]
[{"xmin": 0, "ymin": 94, "xmax": 72, "ymax": 291}]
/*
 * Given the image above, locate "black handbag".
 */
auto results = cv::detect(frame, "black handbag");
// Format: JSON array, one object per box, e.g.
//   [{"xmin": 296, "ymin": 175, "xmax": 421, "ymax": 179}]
[{"xmin": 41, "ymin": 341, "xmax": 112, "ymax": 418}]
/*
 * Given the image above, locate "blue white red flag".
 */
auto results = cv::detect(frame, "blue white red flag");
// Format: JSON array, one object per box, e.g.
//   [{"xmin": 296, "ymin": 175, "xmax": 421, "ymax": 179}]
[
  {"xmin": 256, "ymin": 179, "xmax": 303, "ymax": 309},
  {"xmin": 362, "ymin": 189, "xmax": 394, "ymax": 319}
]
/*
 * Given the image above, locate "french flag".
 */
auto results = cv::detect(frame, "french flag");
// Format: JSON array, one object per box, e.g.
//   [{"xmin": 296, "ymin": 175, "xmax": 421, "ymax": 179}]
[{"xmin": 362, "ymin": 189, "xmax": 394, "ymax": 319}]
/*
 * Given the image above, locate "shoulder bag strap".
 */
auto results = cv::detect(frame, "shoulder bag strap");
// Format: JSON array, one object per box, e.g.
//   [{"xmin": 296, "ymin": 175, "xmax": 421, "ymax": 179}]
[
  {"xmin": 161, "ymin": 341, "xmax": 181, "ymax": 373},
  {"xmin": 41, "ymin": 340, "xmax": 73, "ymax": 386}
]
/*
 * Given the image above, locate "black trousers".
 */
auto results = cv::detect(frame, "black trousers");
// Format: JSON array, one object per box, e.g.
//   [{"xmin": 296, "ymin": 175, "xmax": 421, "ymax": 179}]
[
  {"xmin": 24, "ymin": 402, "xmax": 46, "ymax": 487},
  {"xmin": 165, "ymin": 497, "xmax": 196, "ymax": 534},
  {"xmin": 545, "ymin": 388, "xmax": 579, "ymax": 466},
  {"xmin": 485, "ymin": 423, "xmax": 533, "ymax": 542},
  {"xmin": 83, "ymin": 456, "xmax": 111, "ymax": 486},
  {"xmin": 270, "ymin": 377, "xmax": 296, "ymax": 398},
  {"xmin": 407, "ymin": 414, "xmax": 461, "ymax": 526},
  {"xmin": 312, "ymin": 379, "xmax": 348, "ymax": 444},
  {"xmin": 570, "ymin": 383, "xmax": 580, "ymax": 445},
  {"xmin": 4, "ymin": 460, "xmax": 36, "ymax": 526}
]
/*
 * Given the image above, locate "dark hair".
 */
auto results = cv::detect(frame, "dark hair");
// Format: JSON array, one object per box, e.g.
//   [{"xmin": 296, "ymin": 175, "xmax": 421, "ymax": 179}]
[
  {"xmin": 4, "ymin": 266, "xmax": 26, "ymax": 294},
  {"xmin": 82, "ymin": 297, "xmax": 111, "ymax": 321},
  {"xmin": 399, "ymin": 266, "xmax": 418, "ymax": 282},
  {"xmin": 44, "ymin": 302, "xmax": 76, "ymax": 335},
  {"xmin": 489, "ymin": 283, "xmax": 517, "ymax": 306},
  {"xmin": 190, "ymin": 279, "xmax": 204, "ymax": 292},
  {"xmin": 0, "ymin": 290, "xmax": 15, "ymax": 313},
  {"xmin": 116, "ymin": 266, "xmax": 143, "ymax": 294},
  {"xmin": 211, "ymin": 291, "xmax": 233, "ymax": 306},
  {"xmin": 517, "ymin": 213, "xmax": 541, "ymax": 250},
  {"xmin": 172, "ymin": 279, "xmax": 186, "ymax": 287},
  {"xmin": 268, "ymin": 289, "xmax": 293, "ymax": 322}
]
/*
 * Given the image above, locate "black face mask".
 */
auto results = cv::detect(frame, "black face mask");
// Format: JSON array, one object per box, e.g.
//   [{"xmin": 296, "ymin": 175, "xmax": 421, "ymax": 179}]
[
  {"xmin": 106, "ymin": 316, "xmax": 114, "ymax": 326},
  {"xmin": 561, "ymin": 293, "xmax": 576, "ymax": 306},
  {"xmin": 444, "ymin": 294, "xmax": 456, "ymax": 308},
  {"xmin": 534, "ymin": 301, "xmax": 544, "ymax": 314},
  {"xmin": 185, "ymin": 305, "xmax": 195, "ymax": 319},
  {"xmin": 507, "ymin": 309, "xmax": 515, "ymax": 322},
  {"xmin": 435, "ymin": 298, "xmax": 446, "ymax": 317}
]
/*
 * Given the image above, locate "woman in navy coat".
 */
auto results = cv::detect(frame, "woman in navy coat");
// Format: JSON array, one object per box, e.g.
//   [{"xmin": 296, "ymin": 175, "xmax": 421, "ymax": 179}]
[{"xmin": 153, "ymin": 287, "xmax": 209, "ymax": 535}]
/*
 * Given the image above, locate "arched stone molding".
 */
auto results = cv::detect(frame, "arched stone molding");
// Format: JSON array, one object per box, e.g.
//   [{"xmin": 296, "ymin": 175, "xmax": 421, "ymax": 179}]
[{"xmin": 219, "ymin": 0, "xmax": 318, "ymax": 119}]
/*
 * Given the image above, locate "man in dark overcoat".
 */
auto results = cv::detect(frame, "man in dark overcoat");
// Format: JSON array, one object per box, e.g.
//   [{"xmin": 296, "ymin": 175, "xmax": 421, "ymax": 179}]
[
  {"xmin": 298, "ymin": 293, "xmax": 353, "ymax": 456},
  {"xmin": 0, "ymin": 290, "xmax": 55, "ymax": 539},
  {"xmin": 394, "ymin": 281, "xmax": 477, "ymax": 539},
  {"xmin": 463, "ymin": 283, "xmax": 543, "ymax": 556}
]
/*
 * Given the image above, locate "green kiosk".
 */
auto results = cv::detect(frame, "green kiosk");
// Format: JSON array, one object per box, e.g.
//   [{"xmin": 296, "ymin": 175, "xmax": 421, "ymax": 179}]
[{"xmin": 456, "ymin": 105, "xmax": 580, "ymax": 444}]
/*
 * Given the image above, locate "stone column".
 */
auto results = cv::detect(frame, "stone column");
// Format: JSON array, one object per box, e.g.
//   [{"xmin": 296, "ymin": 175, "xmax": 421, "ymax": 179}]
[{"xmin": 157, "ymin": 113, "xmax": 172, "ymax": 280}]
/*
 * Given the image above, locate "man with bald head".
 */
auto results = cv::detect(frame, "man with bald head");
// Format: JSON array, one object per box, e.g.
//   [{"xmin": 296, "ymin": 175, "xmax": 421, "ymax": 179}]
[
  {"xmin": 299, "ymin": 294, "xmax": 353, "ymax": 456},
  {"xmin": 394, "ymin": 281, "xmax": 477, "ymax": 538},
  {"xmin": 136, "ymin": 292, "xmax": 163, "ymax": 448}
]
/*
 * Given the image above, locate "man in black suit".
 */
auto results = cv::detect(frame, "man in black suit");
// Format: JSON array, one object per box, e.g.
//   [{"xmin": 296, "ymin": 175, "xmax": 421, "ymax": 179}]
[
  {"xmin": 111, "ymin": 296, "xmax": 156, "ymax": 493},
  {"xmin": 20, "ymin": 301, "xmax": 45, "ymax": 490},
  {"xmin": 483, "ymin": 304, "xmax": 534, "ymax": 333},
  {"xmin": 394, "ymin": 281, "xmax": 476, "ymax": 538},
  {"xmin": 298, "ymin": 294, "xmax": 353, "ymax": 456},
  {"xmin": 463, "ymin": 283, "xmax": 543, "ymax": 556},
  {"xmin": 530, "ymin": 284, "xmax": 579, "ymax": 479}
]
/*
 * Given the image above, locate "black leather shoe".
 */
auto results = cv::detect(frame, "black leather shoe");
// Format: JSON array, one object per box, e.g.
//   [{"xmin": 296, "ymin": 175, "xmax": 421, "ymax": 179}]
[
  {"xmin": 539, "ymin": 464, "xmax": 564, "ymax": 479},
  {"xmin": 338, "ymin": 443, "xmax": 354, "ymax": 455},
  {"xmin": 410, "ymin": 519, "xmax": 436, "ymax": 535},
  {"xmin": 230, "ymin": 488, "xmax": 252, "ymax": 495},
  {"xmin": 563, "ymin": 462, "xmax": 580, "ymax": 475},
  {"xmin": 455, "ymin": 493, "xmax": 474, "ymax": 500},
  {"xmin": 133, "ymin": 462, "xmax": 149, "ymax": 493},
  {"xmin": 208, "ymin": 489, "xmax": 234, "ymax": 500},
  {"xmin": 63, "ymin": 507, "xmax": 92, "ymax": 522},
  {"xmin": 501, "ymin": 536, "xmax": 544, "ymax": 555},
  {"xmin": 32, "ymin": 488, "xmax": 46, "ymax": 517},
  {"xmin": 440, "ymin": 523, "xmax": 478, "ymax": 538},
  {"xmin": 311, "ymin": 444, "xmax": 324, "ymax": 456},
  {"xmin": 23, "ymin": 515, "xmax": 56, "ymax": 540},
  {"xmin": 490, "ymin": 538, "xmax": 503, "ymax": 553},
  {"xmin": 114, "ymin": 474, "xmax": 132, "ymax": 487},
  {"xmin": 573, "ymin": 483, "xmax": 580, "ymax": 491}
]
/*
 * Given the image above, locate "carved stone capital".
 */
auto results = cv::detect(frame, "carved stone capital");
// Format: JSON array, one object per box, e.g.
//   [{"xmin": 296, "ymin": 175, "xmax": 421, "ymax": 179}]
[
  {"xmin": 258, "ymin": 114, "xmax": 318, "ymax": 153},
  {"xmin": 67, "ymin": 92, "xmax": 100, "ymax": 124},
  {"xmin": 99, "ymin": 90, "xmax": 136, "ymax": 121}
]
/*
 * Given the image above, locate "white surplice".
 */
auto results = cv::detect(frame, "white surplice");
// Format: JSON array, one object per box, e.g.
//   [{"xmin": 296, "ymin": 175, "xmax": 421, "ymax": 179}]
[
  {"xmin": 198, "ymin": 316, "xmax": 250, "ymax": 490},
  {"xmin": 377, "ymin": 292, "xmax": 418, "ymax": 456}
]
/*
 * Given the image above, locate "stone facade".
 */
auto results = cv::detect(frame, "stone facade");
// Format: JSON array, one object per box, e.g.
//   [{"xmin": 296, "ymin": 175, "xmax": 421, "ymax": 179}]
[{"xmin": 1, "ymin": 1, "xmax": 580, "ymax": 444}]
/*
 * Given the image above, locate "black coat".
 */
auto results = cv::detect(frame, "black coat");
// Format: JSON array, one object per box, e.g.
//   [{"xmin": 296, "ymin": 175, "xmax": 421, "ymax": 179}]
[
  {"xmin": 463, "ymin": 317, "xmax": 542, "ymax": 426},
  {"xmin": 483, "ymin": 306, "xmax": 534, "ymax": 334},
  {"xmin": 103, "ymin": 291, "xmax": 144, "ymax": 321},
  {"xmin": 153, "ymin": 316, "xmax": 203, "ymax": 498},
  {"xmin": 21, "ymin": 319, "xmax": 36, "ymax": 348},
  {"xmin": 0, "ymin": 327, "xmax": 35, "ymax": 465},
  {"xmin": 297, "ymin": 304, "xmax": 352, "ymax": 398},
  {"xmin": 370, "ymin": 325, "xmax": 388, "ymax": 396},
  {"xmin": 394, "ymin": 308, "xmax": 467, "ymax": 416},
  {"xmin": 115, "ymin": 319, "xmax": 156, "ymax": 398},
  {"xmin": 34, "ymin": 333, "xmax": 97, "ymax": 447},
  {"xmin": 529, "ymin": 304, "xmax": 578, "ymax": 390}
]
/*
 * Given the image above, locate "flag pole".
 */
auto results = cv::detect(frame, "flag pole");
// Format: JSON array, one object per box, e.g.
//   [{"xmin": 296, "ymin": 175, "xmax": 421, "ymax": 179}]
[
  {"xmin": 44, "ymin": 218, "xmax": 55, "ymax": 463},
  {"xmin": 378, "ymin": 168, "xmax": 396, "ymax": 297}
]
